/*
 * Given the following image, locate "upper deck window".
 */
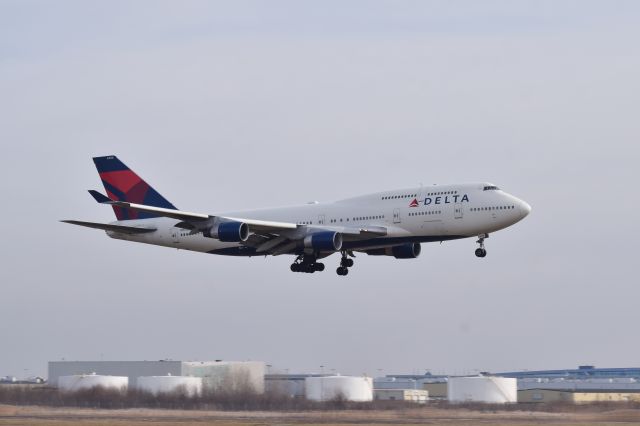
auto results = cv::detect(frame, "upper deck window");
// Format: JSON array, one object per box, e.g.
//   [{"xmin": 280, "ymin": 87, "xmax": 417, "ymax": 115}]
[{"xmin": 483, "ymin": 185, "xmax": 499, "ymax": 191}]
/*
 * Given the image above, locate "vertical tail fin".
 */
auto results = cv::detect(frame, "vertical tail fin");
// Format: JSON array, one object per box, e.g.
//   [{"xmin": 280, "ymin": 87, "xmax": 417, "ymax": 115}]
[{"xmin": 93, "ymin": 155, "xmax": 177, "ymax": 220}]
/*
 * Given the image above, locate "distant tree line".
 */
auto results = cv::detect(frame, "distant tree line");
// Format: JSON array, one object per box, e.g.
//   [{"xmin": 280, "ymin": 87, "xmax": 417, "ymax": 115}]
[
  {"xmin": 1, "ymin": 385, "xmax": 638, "ymax": 411},
  {"xmin": 0, "ymin": 385, "xmax": 384, "ymax": 410}
]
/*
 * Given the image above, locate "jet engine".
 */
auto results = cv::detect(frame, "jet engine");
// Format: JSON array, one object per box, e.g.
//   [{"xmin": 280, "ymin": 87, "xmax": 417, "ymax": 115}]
[
  {"xmin": 365, "ymin": 242, "xmax": 421, "ymax": 259},
  {"xmin": 204, "ymin": 221, "xmax": 249, "ymax": 242},
  {"xmin": 303, "ymin": 232, "xmax": 343, "ymax": 251}
]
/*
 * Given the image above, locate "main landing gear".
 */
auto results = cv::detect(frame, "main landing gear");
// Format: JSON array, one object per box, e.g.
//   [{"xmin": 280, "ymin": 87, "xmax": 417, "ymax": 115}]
[
  {"xmin": 475, "ymin": 234, "xmax": 488, "ymax": 258},
  {"xmin": 289, "ymin": 251, "xmax": 355, "ymax": 275},
  {"xmin": 336, "ymin": 251, "xmax": 354, "ymax": 276},
  {"xmin": 290, "ymin": 255, "xmax": 324, "ymax": 273}
]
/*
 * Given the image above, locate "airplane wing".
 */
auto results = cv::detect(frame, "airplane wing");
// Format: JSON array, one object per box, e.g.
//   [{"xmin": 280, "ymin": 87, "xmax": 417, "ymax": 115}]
[
  {"xmin": 340, "ymin": 225, "xmax": 387, "ymax": 238},
  {"xmin": 88, "ymin": 190, "xmax": 297, "ymax": 233},
  {"xmin": 61, "ymin": 220, "xmax": 157, "ymax": 234},
  {"xmin": 87, "ymin": 190, "xmax": 387, "ymax": 254}
]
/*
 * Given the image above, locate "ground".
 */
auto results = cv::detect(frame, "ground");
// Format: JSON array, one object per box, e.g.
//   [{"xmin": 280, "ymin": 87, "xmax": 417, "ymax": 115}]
[{"xmin": 1, "ymin": 405, "xmax": 640, "ymax": 426}]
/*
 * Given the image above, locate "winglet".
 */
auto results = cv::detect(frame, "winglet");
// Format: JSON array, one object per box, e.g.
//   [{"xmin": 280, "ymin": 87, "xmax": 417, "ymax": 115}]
[{"xmin": 88, "ymin": 190, "xmax": 112, "ymax": 204}]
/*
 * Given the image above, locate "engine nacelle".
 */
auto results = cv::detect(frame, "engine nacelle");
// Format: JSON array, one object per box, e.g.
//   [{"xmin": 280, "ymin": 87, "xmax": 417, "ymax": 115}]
[
  {"xmin": 365, "ymin": 243, "xmax": 421, "ymax": 259},
  {"xmin": 303, "ymin": 232, "xmax": 343, "ymax": 251},
  {"xmin": 392, "ymin": 242, "xmax": 421, "ymax": 258},
  {"xmin": 204, "ymin": 221, "xmax": 249, "ymax": 242}
]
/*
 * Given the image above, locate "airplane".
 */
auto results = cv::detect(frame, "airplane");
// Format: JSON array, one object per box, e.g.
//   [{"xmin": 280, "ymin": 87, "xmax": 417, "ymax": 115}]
[{"xmin": 63, "ymin": 156, "xmax": 531, "ymax": 276}]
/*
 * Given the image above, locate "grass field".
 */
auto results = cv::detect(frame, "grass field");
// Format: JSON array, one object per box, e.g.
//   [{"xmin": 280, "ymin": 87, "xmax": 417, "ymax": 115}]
[{"xmin": 1, "ymin": 405, "xmax": 640, "ymax": 426}]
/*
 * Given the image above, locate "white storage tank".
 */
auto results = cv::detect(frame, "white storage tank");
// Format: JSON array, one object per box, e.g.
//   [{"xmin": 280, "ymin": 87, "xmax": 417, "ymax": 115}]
[
  {"xmin": 448, "ymin": 376, "xmax": 517, "ymax": 404},
  {"xmin": 305, "ymin": 375, "xmax": 373, "ymax": 402},
  {"xmin": 58, "ymin": 373, "xmax": 128, "ymax": 392},
  {"xmin": 137, "ymin": 374, "xmax": 202, "ymax": 396}
]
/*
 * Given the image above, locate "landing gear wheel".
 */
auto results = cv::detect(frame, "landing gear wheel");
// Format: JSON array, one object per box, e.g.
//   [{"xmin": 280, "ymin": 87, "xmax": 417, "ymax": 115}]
[
  {"xmin": 475, "ymin": 234, "xmax": 488, "ymax": 258},
  {"xmin": 291, "ymin": 254, "xmax": 323, "ymax": 273},
  {"xmin": 337, "ymin": 251, "xmax": 354, "ymax": 275},
  {"xmin": 475, "ymin": 248, "xmax": 487, "ymax": 258}
]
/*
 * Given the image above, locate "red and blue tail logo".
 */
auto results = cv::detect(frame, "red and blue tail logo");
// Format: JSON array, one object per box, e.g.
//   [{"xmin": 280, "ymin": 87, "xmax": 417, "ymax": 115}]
[{"xmin": 93, "ymin": 156, "xmax": 177, "ymax": 220}]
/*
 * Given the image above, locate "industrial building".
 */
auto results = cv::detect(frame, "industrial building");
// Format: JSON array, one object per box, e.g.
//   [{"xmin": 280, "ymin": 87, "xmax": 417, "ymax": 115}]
[
  {"xmin": 498, "ymin": 365, "xmax": 640, "ymax": 380},
  {"xmin": 422, "ymin": 382, "xmax": 448, "ymax": 399},
  {"xmin": 39, "ymin": 362, "xmax": 640, "ymax": 404},
  {"xmin": 58, "ymin": 374, "xmax": 128, "ymax": 392},
  {"xmin": 518, "ymin": 389, "xmax": 640, "ymax": 403},
  {"xmin": 374, "ymin": 375, "xmax": 447, "ymax": 400},
  {"xmin": 378, "ymin": 366, "xmax": 640, "ymax": 403},
  {"xmin": 515, "ymin": 377, "xmax": 640, "ymax": 403},
  {"xmin": 382, "ymin": 365, "xmax": 640, "ymax": 383},
  {"xmin": 374, "ymin": 376, "xmax": 442, "ymax": 389},
  {"xmin": 137, "ymin": 375, "xmax": 202, "ymax": 396},
  {"xmin": 266, "ymin": 374, "xmax": 429, "ymax": 402},
  {"xmin": 48, "ymin": 360, "xmax": 265, "ymax": 393},
  {"xmin": 518, "ymin": 378, "xmax": 640, "ymax": 392},
  {"xmin": 0, "ymin": 376, "xmax": 44, "ymax": 384},
  {"xmin": 374, "ymin": 389, "xmax": 429, "ymax": 403}
]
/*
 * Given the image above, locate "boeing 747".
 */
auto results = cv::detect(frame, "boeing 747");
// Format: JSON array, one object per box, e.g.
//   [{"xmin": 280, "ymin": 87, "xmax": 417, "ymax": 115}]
[{"xmin": 63, "ymin": 156, "xmax": 531, "ymax": 276}]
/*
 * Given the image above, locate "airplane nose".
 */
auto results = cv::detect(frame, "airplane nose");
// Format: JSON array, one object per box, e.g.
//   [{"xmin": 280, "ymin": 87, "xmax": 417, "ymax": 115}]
[{"xmin": 519, "ymin": 200, "xmax": 532, "ymax": 218}]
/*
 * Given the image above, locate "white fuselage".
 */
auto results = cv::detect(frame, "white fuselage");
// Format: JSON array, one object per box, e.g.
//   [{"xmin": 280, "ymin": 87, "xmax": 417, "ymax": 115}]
[{"xmin": 106, "ymin": 182, "xmax": 530, "ymax": 257}]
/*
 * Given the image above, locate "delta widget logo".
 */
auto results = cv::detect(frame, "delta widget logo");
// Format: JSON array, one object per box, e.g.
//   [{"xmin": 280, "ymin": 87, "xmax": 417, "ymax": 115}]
[{"xmin": 409, "ymin": 194, "xmax": 470, "ymax": 207}]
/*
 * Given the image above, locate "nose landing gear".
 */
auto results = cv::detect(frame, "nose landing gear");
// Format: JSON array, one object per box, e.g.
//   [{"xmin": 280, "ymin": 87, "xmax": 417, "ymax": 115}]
[
  {"xmin": 475, "ymin": 234, "xmax": 488, "ymax": 258},
  {"xmin": 336, "ymin": 251, "xmax": 355, "ymax": 276}
]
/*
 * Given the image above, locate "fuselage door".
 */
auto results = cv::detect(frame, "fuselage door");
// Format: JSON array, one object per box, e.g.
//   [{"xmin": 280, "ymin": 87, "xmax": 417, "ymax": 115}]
[
  {"xmin": 454, "ymin": 203, "xmax": 463, "ymax": 219},
  {"xmin": 171, "ymin": 228, "xmax": 180, "ymax": 244},
  {"xmin": 393, "ymin": 208, "xmax": 401, "ymax": 224},
  {"xmin": 318, "ymin": 214, "xmax": 325, "ymax": 225}
]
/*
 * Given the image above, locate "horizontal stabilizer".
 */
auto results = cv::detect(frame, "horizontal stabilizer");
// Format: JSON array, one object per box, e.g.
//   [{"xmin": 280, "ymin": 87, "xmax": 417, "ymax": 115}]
[
  {"xmin": 61, "ymin": 220, "xmax": 157, "ymax": 234},
  {"xmin": 88, "ymin": 190, "xmax": 111, "ymax": 203}
]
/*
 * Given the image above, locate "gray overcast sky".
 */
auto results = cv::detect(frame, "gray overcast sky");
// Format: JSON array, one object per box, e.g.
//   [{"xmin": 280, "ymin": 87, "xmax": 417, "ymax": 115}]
[{"xmin": 1, "ymin": 1, "xmax": 639, "ymax": 378}]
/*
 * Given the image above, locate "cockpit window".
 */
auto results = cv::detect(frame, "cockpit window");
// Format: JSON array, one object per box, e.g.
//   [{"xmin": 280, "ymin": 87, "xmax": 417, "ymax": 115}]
[{"xmin": 483, "ymin": 185, "xmax": 499, "ymax": 191}]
